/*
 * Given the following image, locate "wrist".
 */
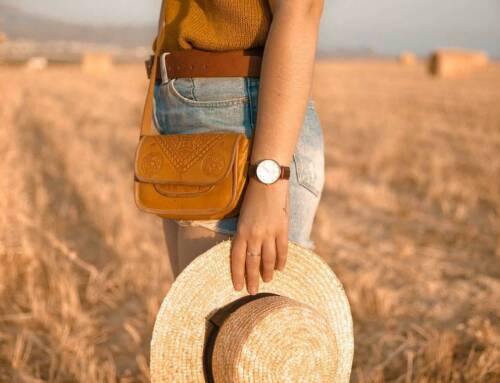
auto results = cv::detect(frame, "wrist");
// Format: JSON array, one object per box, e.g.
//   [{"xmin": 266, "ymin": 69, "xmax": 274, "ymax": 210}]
[{"xmin": 248, "ymin": 176, "xmax": 289, "ymax": 190}]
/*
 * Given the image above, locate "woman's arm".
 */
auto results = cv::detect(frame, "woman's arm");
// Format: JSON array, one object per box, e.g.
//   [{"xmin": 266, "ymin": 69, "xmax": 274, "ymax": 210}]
[{"xmin": 230, "ymin": 0, "xmax": 324, "ymax": 294}]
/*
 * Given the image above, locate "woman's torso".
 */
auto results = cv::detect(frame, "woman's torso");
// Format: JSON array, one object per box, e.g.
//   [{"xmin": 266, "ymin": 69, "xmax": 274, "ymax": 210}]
[
  {"xmin": 154, "ymin": 0, "xmax": 275, "ymax": 53},
  {"xmin": 152, "ymin": 1, "xmax": 324, "ymax": 250}
]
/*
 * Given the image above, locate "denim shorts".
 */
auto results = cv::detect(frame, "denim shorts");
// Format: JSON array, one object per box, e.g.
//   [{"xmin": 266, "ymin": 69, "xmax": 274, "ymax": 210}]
[{"xmin": 152, "ymin": 75, "xmax": 325, "ymax": 250}]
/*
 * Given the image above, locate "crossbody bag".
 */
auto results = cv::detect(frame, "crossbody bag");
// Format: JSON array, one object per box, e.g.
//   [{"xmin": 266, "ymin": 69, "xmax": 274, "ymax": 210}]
[{"xmin": 133, "ymin": 0, "xmax": 258, "ymax": 220}]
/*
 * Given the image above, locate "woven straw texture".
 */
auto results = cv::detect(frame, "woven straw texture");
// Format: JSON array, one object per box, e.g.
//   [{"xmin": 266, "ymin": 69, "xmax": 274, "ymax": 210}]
[
  {"xmin": 150, "ymin": 239, "xmax": 354, "ymax": 382},
  {"xmin": 212, "ymin": 295, "xmax": 339, "ymax": 382}
]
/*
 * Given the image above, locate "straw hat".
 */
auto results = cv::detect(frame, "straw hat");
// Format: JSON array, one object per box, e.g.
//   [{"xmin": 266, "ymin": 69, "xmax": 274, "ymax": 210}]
[{"xmin": 150, "ymin": 239, "xmax": 354, "ymax": 382}]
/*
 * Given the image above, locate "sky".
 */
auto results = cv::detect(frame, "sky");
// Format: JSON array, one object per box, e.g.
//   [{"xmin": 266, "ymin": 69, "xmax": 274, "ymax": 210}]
[{"xmin": 4, "ymin": 0, "xmax": 500, "ymax": 57}]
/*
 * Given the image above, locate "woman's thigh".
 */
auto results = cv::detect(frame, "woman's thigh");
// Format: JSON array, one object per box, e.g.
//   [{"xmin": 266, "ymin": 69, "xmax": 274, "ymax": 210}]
[
  {"xmin": 162, "ymin": 219, "xmax": 231, "ymax": 279},
  {"xmin": 162, "ymin": 218, "xmax": 179, "ymax": 278}
]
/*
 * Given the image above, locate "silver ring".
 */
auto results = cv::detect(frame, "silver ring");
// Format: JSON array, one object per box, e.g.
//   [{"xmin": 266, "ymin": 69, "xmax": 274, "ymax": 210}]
[{"xmin": 246, "ymin": 250, "xmax": 261, "ymax": 257}]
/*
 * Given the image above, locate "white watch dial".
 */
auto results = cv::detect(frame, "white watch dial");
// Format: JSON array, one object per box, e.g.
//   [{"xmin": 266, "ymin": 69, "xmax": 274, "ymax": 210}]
[{"xmin": 256, "ymin": 159, "xmax": 281, "ymax": 184}]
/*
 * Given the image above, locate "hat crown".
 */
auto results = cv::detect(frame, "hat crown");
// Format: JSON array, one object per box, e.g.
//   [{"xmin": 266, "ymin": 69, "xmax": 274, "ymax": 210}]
[{"xmin": 211, "ymin": 295, "xmax": 339, "ymax": 382}]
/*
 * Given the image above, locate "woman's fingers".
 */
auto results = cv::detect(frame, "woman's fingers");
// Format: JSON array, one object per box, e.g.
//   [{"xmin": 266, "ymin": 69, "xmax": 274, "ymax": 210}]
[
  {"xmin": 276, "ymin": 230, "xmax": 288, "ymax": 271},
  {"xmin": 245, "ymin": 242, "xmax": 262, "ymax": 295},
  {"xmin": 230, "ymin": 234, "xmax": 246, "ymax": 291},
  {"xmin": 261, "ymin": 238, "xmax": 277, "ymax": 282},
  {"xmin": 231, "ymin": 224, "xmax": 287, "ymax": 294}
]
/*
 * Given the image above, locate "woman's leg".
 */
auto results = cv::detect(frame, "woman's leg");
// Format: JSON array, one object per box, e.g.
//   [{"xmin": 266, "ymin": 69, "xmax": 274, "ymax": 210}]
[
  {"xmin": 162, "ymin": 219, "xmax": 231, "ymax": 279},
  {"xmin": 162, "ymin": 219, "xmax": 180, "ymax": 278}
]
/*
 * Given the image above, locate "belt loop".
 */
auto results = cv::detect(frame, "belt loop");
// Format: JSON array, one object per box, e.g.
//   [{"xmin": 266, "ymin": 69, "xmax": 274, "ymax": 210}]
[{"xmin": 160, "ymin": 52, "xmax": 171, "ymax": 84}]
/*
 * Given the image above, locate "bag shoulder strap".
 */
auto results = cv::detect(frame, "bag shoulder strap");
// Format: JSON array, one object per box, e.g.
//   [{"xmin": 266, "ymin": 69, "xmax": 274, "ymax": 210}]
[
  {"xmin": 156, "ymin": 0, "xmax": 167, "ymax": 41},
  {"xmin": 139, "ymin": 0, "xmax": 167, "ymax": 137}
]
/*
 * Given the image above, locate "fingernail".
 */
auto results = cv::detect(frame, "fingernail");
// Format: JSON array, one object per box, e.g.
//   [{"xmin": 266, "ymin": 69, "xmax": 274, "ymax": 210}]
[{"xmin": 234, "ymin": 283, "xmax": 243, "ymax": 291}]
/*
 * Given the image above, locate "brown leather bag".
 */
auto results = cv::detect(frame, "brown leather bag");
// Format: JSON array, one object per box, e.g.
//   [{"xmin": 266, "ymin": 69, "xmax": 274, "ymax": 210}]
[
  {"xmin": 135, "ymin": 133, "xmax": 252, "ymax": 219},
  {"xmin": 134, "ymin": 0, "xmax": 254, "ymax": 220}
]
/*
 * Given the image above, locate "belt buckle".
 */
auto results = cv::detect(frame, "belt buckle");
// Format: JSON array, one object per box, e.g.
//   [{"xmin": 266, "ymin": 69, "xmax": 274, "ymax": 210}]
[{"xmin": 160, "ymin": 52, "xmax": 171, "ymax": 84}]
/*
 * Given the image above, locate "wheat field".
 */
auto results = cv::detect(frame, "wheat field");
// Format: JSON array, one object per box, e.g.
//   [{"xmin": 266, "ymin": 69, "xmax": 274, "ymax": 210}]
[{"xmin": 0, "ymin": 60, "xmax": 499, "ymax": 382}]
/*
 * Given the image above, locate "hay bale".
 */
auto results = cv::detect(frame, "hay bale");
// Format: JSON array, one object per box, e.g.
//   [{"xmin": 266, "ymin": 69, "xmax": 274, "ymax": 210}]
[
  {"xmin": 400, "ymin": 51, "xmax": 417, "ymax": 66},
  {"xmin": 81, "ymin": 52, "xmax": 113, "ymax": 75},
  {"xmin": 25, "ymin": 57, "xmax": 48, "ymax": 71},
  {"xmin": 428, "ymin": 49, "xmax": 489, "ymax": 78}
]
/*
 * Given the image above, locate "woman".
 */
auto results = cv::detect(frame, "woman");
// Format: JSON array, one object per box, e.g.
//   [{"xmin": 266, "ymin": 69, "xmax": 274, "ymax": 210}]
[{"xmin": 153, "ymin": 0, "xmax": 325, "ymax": 295}]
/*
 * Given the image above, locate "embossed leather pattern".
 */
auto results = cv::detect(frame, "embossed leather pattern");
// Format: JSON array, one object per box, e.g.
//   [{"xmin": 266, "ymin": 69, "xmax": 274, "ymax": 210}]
[
  {"xmin": 134, "ymin": 131, "xmax": 252, "ymax": 220},
  {"xmin": 135, "ymin": 8, "xmax": 254, "ymax": 220}
]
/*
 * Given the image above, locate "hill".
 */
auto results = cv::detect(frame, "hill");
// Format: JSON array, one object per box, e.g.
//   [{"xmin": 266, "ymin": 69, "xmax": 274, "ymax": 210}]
[{"xmin": 0, "ymin": 4, "xmax": 156, "ymax": 48}]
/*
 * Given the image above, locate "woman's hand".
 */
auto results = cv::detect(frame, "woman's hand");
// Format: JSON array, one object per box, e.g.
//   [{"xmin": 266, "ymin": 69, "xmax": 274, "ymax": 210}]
[
  {"xmin": 229, "ymin": 0, "xmax": 324, "ymax": 295},
  {"xmin": 230, "ymin": 177, "xmax": 290, "ymax": 294}
]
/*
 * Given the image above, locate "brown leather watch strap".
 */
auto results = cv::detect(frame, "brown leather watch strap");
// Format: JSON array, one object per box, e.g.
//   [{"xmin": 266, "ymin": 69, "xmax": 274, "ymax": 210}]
[{"xmin": 281, "ymin": 166, "xmax": 291, "ymax": 179}]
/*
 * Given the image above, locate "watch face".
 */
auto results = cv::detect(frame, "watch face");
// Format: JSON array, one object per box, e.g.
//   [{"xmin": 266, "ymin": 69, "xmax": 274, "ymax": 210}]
[{"xmin": 256, "ymin": 159, "xmax": 281, "ymax": 184}]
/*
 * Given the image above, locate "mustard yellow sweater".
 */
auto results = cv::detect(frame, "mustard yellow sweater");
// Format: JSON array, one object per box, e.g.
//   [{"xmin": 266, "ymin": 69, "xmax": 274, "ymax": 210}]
[{"xmin": 153, "ymin": 0, "xmax": 276, "ymax": 53}]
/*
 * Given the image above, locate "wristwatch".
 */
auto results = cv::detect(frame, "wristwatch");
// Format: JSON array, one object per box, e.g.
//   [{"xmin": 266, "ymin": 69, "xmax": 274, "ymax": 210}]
[{"xmin": 248, "ymin": 159, "xmax": 290, "ymax": 185}]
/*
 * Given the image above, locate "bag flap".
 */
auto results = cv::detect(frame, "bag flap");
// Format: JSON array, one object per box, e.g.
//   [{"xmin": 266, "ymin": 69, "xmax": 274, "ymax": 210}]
[{"xmin": 135, "ymin": 132, "xmax": 243, "ymax": 185}]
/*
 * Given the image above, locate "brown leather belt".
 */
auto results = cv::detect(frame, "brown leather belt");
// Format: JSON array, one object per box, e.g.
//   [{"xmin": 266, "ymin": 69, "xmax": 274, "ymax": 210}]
[{"xmin": 146, "ymin": 48, "xmax": 264, "ymax": 82}]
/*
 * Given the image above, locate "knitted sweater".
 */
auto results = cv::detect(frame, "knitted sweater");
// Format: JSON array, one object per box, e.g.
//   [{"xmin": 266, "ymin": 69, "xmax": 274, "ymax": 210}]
[{"xmin": 153, "ymin": 0, "xmax": 276, "ymax": 53}]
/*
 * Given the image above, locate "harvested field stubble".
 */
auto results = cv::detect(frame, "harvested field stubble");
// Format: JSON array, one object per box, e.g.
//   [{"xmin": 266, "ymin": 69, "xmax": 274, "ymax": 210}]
[{"xmin": 0, "ymin": 60, "xmax": 499, "ymax": 382}]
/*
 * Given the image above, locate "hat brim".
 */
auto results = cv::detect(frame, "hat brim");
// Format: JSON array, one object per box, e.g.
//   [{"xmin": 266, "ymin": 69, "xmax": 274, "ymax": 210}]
[{"xmin": 150, "ymin": 239, "xmax": 354, "ymax": 382}]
